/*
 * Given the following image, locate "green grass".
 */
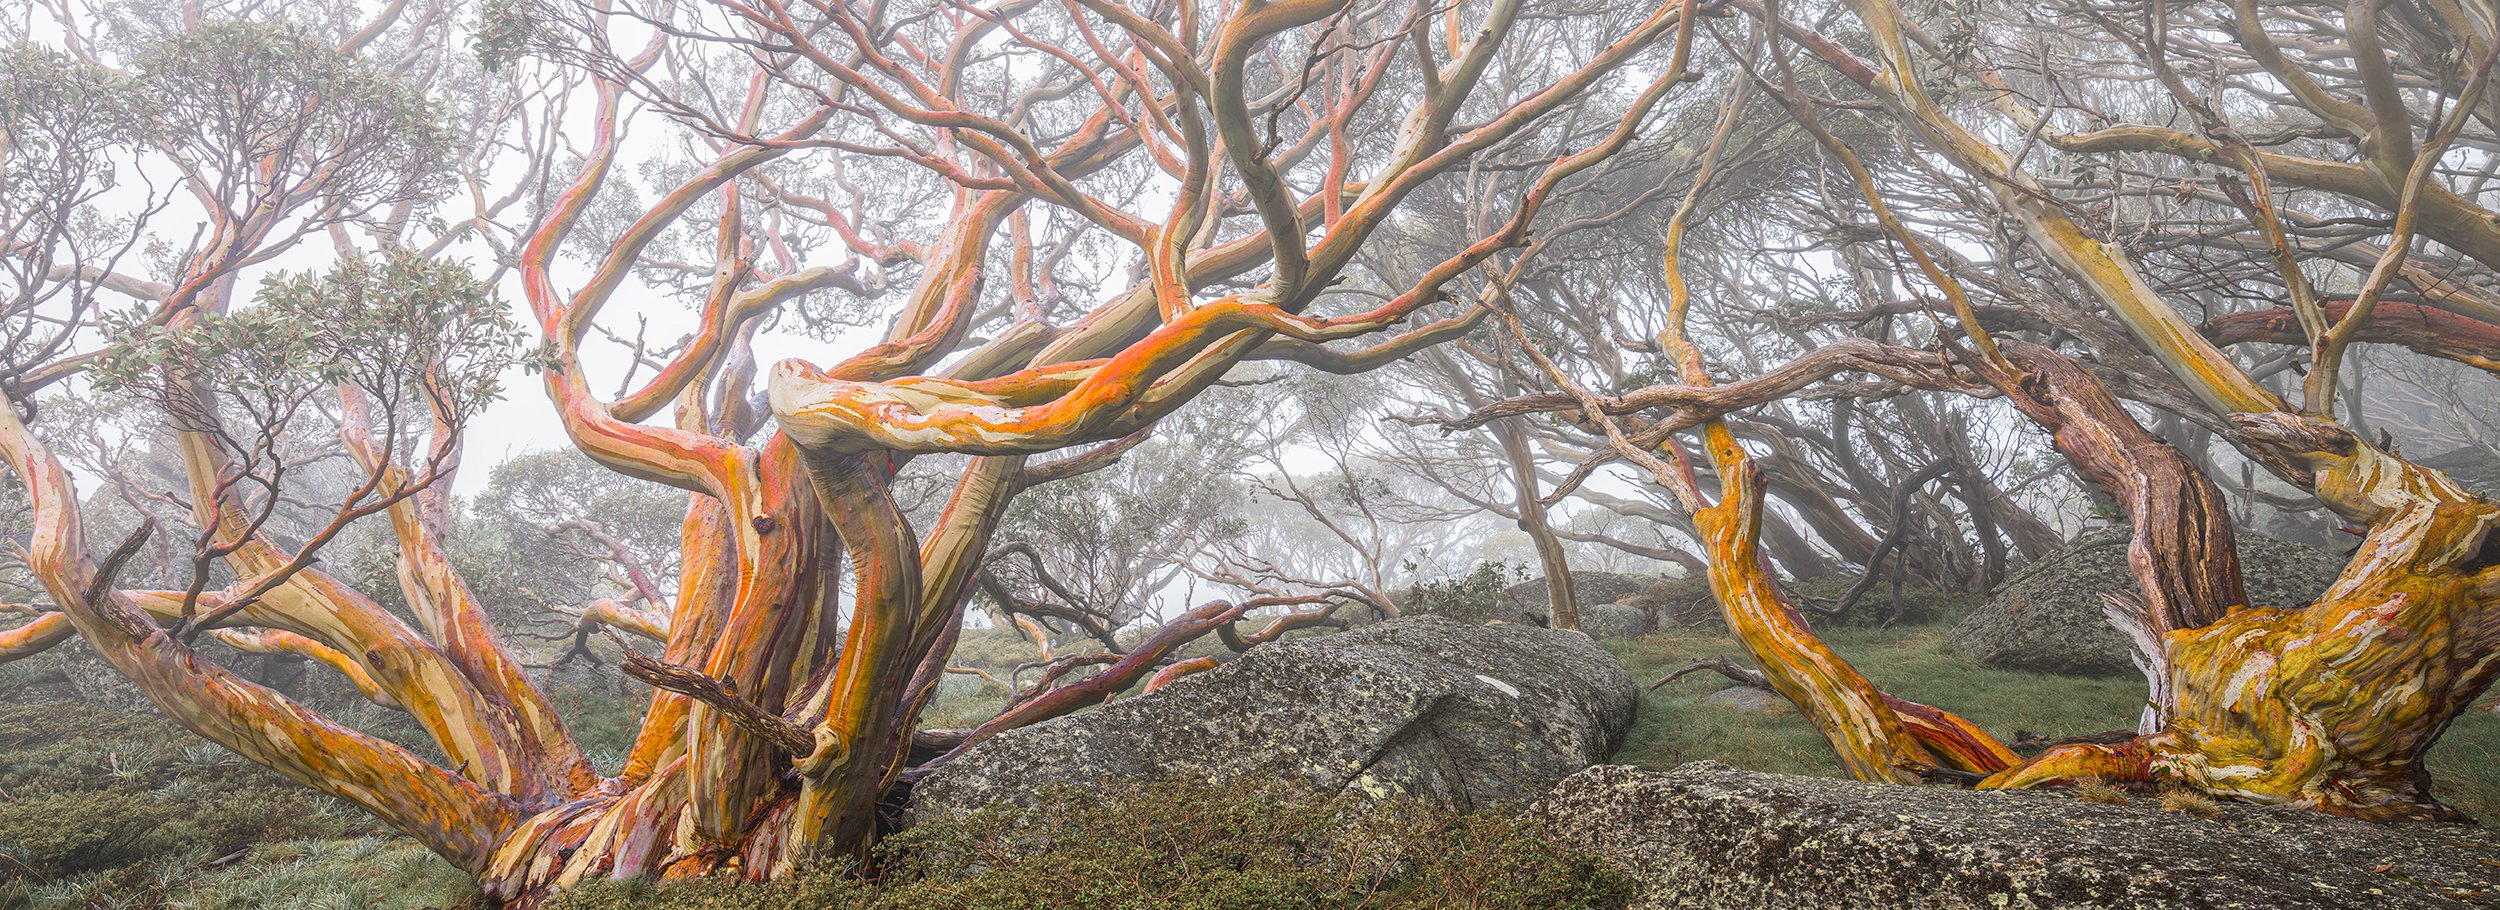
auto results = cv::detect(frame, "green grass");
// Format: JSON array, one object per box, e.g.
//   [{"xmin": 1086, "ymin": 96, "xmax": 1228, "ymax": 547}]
[
  {"xmin": 24, "ymin": 837, "xmax": 476, "ymax": 910},
  {"xmin": 1604, "ymin": 621, "xmax": 2500, "ymax": 819},
  {"xmin": 547, "ymin": 685, "xmax": 652, "ymax": 776},
  {"xmin": 0, "ymin": 655, "xmax": 481, "ymax": 910},
  {"xmin": 2428, "ymin": 710, "xmax": 2500, "ymax": 821},
  {"xmin": 919, "ymin": 675, "xmax": 1018, "ymax": 729}
]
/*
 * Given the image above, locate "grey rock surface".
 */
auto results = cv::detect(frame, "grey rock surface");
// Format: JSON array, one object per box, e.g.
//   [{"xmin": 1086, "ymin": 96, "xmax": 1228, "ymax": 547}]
[
  {"xmin": 1946, "ymin": 528, "xmax": 2346, "ymax": 676},
  {"xmin": 912, "ymin": 615, "xmax": 1638, "ymax": 820},
  {"xmin": 1579, "ymin": 603, "xmax": 1651, "ymax": 640},
  {"xmin": 1534, "ymin": 762, "xmax": 2500, "ymax": 910},
  {"xmin": 1501, "ymin": 572, "xmax": 1658, "ymax": 624}
]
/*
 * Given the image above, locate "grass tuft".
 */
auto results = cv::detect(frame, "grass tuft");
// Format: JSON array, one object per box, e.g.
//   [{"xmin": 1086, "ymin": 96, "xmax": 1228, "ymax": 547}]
[
  {"xmin": 2156, "ymin": 788, "xmax": 2225, "ymax": 820},
  {"xmin": 2071, "ymin": 779, "xmax": 2131, "ymax": 805}
]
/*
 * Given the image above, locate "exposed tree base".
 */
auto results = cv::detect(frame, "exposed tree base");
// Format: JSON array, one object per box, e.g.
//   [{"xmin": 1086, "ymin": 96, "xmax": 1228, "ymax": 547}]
[{"xmin": 1984, "ymin": 423, "xmax": 2500, "ymax": 821}]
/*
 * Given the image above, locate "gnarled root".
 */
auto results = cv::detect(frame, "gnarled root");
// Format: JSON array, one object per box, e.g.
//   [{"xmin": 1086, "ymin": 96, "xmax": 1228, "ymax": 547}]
[
  {"xmin": 1977, "ymin": 735, "xmax": 2167, "ymax": 793},
  {"xmin": 1986, "ymin": 584, "xmax": 2494, "ymax": 820}
]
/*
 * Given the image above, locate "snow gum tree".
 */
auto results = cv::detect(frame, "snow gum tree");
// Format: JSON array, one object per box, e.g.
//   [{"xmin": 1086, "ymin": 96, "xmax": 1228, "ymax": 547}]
[
  {"xmin": 0, "ymin": 0, "xmax": 1727, "ymax": 902},
  {"xmin": 1455, "ymin": 0, "xmax": 2500, "ymax": 821}
]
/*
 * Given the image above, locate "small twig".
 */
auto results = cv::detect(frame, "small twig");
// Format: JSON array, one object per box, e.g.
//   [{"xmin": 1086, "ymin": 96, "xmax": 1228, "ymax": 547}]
[
  {"xmin": 1908, "ymin": 762, "xmax": 1992, "ymax": 787},
  {"xmin": 87, "ymin": 519, "xmax": 158, "ymax": 637},
  {"xmin": 1650, "ymin": 655, "xmax": 1773, "ymax": 691},
  {"xmin": 610, "ymin": 632, "xmax": 813, "ymax": 757},
  {"xmin": 942, "ymin": 665, "xmax": 1008, "ymax": 688},
  {"xmin": 2009, "ymin": 728, "xmax": 2138, "ymax": 754}
]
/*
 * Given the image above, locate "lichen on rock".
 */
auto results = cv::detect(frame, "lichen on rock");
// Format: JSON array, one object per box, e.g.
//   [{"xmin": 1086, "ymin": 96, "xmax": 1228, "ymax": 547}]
[
  {"xmin": 910, "ymin": 616, "xmax": 1638, "ymax": 823},
  {"xmin": 1534, "ymin": 762, "xmax": 2500, "ymax": 909}
]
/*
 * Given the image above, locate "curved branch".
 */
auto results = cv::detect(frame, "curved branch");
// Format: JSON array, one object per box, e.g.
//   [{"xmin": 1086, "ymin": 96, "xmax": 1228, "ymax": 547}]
[
  {"xmin": 2201, "ymin": 300, "xmax": 2500, "ymax": 376},
  {"xmin": 207, "ymin": 628, "xmax": 401, "ymax": 709},
  {"xmin": 1813, "ymin": 461, "xmax": 1957, "ymax": 623},
  {"xmin": 0, "ymin": 392, "xmax": 516, "ymax": 870},
  {"xmin": 0, "ymin": 611, "xmax": 72, "ymax": 663},
  {"xmin": 919, "ymin": 596, "xmax": 1317, "ymax": 767},
  {"xmin": 1439, "ymin": 338, "xmax": 1984, "ymax": 432},
  {"xmin": 1217, "ymin": 599, "xmax": 1342, "ymax": 651},
  {"xmin": 1141, "ymin": 656, "xmax": 1218, "ymax": 693}
]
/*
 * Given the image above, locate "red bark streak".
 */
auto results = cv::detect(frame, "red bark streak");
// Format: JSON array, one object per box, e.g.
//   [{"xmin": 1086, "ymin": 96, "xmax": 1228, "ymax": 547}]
[
  {"xmin": 1143, "ymin": 657, "xmax": 1219, "ymax": 693},
  {"xmin": 2201, "ymin": 300, "xmax": 2500, "ymax": 375},
  {"xmin": 1992, "ymin": 343, "xmax": 2245, "ymax": 641},
  {"xmin": 923, "ymin": 597, "xmax": 1308, "ymax": 766}
]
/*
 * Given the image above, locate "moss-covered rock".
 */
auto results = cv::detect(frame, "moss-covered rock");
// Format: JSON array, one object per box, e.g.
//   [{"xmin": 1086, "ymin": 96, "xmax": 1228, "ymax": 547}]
[
  {"xmin": 1622, "ymin": 576, "xmax": 1719, "ymax": 628},
  {"xmin": 550, "ymin": 781, "xmax": 1631, "ymax": 910}
]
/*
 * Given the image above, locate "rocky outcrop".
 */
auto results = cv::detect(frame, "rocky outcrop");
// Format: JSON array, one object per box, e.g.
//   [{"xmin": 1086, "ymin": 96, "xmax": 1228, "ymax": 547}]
[
  {"xmin": 1946, "ymin": 529, "xmax": 2346, "ymax": 676},
  {"xmin": 1579, "ymin": 603, "xmax": 1651, "ymax": 639},
  {"xmin": 1534, "ymin": 763, "xmax": 2500, "ymax": 910},
  {"xmin": 911, "ymin": 615, "xmax": 1638, "ymax": 820},
  {"xmin": 1501, "ymin": 572, "xmax": 1658, "ymax": 625}
]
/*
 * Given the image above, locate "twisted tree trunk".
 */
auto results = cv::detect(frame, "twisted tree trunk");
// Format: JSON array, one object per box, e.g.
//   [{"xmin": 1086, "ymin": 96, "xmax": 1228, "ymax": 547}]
[
  {"xmin": 1718, "ymin": 0, "xmax": 2500, "ymax": 816},
  {"xmin": 1984, "ymin": 415, "xmax": 2500, "ymax": 819}
]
